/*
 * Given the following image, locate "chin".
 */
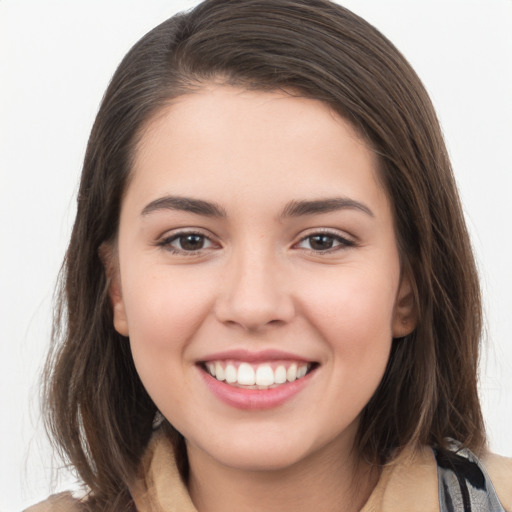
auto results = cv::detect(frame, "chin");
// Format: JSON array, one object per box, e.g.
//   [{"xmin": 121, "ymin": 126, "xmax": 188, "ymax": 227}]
[
  {"xmin": 186, "ymin": 424, "xmax": 345, "ymax": 474},
  {"xmin": 208, "ymin": 444, "xmax": 310, "ymax": 472}
]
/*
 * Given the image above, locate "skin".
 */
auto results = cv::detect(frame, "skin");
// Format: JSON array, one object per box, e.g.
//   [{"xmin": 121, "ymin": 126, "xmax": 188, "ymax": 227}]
[{"xmin": 108, "ymin": 85, "xmax": 416, "ymax": 512}]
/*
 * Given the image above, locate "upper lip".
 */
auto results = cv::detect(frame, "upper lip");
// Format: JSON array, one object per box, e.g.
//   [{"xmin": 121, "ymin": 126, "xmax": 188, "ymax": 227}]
[{"xmin": 199, "ymin": 349, "xmax": 314, "ymax": 363}]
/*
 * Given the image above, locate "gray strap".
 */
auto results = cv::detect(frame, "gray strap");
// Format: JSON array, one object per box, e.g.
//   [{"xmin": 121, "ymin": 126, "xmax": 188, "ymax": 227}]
[{"xmin": 436, "ymin": 447, "xmax": 506, "ymax": 512}]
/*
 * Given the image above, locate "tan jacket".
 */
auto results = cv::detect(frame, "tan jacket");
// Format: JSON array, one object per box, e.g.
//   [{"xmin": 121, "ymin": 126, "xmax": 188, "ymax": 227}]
[{"xmin": 26, "ymin": 430, "xmax": 512, "ymax": 512}]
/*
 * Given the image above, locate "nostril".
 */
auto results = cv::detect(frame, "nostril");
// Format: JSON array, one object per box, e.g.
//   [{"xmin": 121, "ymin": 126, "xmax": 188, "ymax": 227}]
[{"xmin": 214, "ymin": 292, "xmax": 296, "ymax": 331}]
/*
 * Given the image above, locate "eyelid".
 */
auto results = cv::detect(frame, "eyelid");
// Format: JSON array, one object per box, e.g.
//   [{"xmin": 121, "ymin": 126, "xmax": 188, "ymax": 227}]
[
  {"xmin": 293, "ymin": 228, "xmax": 356, "ymax": 252},
  {"xmin": 156, "ymin": 227, "xmax": 221, "ymax": 254}
]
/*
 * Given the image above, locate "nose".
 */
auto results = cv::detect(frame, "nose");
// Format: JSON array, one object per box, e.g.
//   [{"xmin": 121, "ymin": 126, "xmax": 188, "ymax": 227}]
[{"xmin": 214, "ymin": 247, "xmax": 296, "ymax": 331}]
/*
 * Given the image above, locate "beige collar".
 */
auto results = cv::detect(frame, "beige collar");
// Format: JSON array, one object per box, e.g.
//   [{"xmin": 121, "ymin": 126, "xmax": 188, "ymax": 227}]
[
  {"xmin": 130, "ymin": 429, "xmax": 197, "ymax": 512},
  {"xmin": 361, "ymin": 446, "xmax": 439, "ymax": 512},
  {"xmin": 130, "ymin": 430, "xmax": 441, "ymax": 512},
  {"xmin": 27, "ymin": 429, "xmax": 511, "ymax": 512}
]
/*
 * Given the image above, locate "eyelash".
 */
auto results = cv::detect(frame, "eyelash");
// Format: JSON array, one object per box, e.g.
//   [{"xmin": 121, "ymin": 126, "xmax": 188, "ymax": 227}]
[
  {"xmin": 156, "ymin": 230, "xmax": 355, "ymax": 255},
  {"xmin": 157, "ymin": 230, "xmax": 217, "ymax": 255},
  {"xmin": 294, "ymin": 230, "xmax": 356, "ymax": 253}
]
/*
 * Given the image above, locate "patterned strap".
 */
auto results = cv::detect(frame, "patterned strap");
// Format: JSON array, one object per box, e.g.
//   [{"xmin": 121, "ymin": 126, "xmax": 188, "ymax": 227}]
[{"xmin": 435, "ymin": 447, "xmax": 506, "ymax": 512}]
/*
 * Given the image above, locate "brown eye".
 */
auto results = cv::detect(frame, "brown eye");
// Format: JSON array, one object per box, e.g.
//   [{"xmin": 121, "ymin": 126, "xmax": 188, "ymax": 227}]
[
  {"xmin": 159, "ymin": 232, "xmax": 216, "ymax": 253},
  {"xmin": 308, "ymin": 235, "xmax": 335, "ymax": 251},
  {"xmin": 178, "ymin": 234, "xmax": 206, "ymax": 251},
  {"xmin": 296, "ymin": 232, "xmax": 354, "ymax": 253}
]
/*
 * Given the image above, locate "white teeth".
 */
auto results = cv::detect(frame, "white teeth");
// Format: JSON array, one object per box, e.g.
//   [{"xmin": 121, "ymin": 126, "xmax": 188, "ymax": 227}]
[
  {"xmin": 205, "ymin": 361, "xmax": 312, "ymax": 387},
  {"xmin": 225, "ymin": 364, "xmax": 237, "ymax": 383},
  {"xmin": 215, "ymin": 362, "xmax": 225, "ymax": 381},
  {"xmin": 274, "ymin": 365, "xmax": 287, "ymax": 384},
  {"xmin": 237, "ymin": 363, "xmax": 256, "ymax": 385},
  {"xmin": 296, "ymin": 364, "xmax": 307, "ymax": 379},
  {"xmin": 255, "ymin": 364, "xmax": 274, "ymax": 386},
  {"xmin": 287, "ymin": 363, "xmax": 297, "ymax": 382}
]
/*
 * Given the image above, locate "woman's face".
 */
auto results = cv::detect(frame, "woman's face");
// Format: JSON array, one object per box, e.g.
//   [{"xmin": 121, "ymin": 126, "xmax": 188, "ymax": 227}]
[{"xmin": 109, "ymin": 85, "xmax": 415, "ymax": 472}]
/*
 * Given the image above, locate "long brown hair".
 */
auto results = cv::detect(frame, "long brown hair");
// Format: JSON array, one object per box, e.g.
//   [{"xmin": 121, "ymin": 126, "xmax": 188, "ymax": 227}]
[{"xmin": 44, "ymin": 0, "xmax": 485, "ymax": 509}]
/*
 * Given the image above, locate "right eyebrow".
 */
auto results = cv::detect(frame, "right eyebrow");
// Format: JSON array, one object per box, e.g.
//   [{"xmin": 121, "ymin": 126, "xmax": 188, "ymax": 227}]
[
  {"xmin": 280, "ymin": 197, "xmax": 374, "ymax": 218},
  {"xmin": 140, "ymin": 195, "xmax": 227, "ymax": 218}
]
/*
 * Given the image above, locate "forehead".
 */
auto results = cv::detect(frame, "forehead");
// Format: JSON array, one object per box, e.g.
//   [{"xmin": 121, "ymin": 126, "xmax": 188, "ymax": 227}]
[{"xmin": 128, "ymin": 85, "xmax": 387, "ymax": 216}]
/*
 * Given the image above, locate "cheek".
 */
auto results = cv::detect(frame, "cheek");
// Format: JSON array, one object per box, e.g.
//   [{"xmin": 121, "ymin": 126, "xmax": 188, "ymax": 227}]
[
  {"xmin": 120, "ymin": 267, "xmax": 215, "ymax": 423},
  {"xmin": 301, "ymin": 267, "xmax": 398, "ymax": 331},
  {"xmin": 303, "ymin": 271, "xmax": 397, "ymax": 415},
  {"xmin": 121, "ymin": 262, "xmax": 215, "ymax": 344},
  {"xmin": 118, "ymin": 264, "xmax": 219, "ymax": 402},
  {"xmin": 295, "ymin": 264, "xmax": 398, "ymax": 377}
]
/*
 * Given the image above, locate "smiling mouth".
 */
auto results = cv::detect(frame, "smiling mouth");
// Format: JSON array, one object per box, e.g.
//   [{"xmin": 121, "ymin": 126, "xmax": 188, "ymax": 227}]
[{"xmin": 200, "ymin": 360, "xmax": 318, "ymax": 390}]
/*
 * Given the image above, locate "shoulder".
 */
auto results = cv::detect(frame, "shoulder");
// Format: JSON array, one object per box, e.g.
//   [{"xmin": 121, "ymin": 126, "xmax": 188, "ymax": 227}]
[
  {"xmin": 362, "ymin": 445, "xmax": 512, "ymax": 512},
  {"xmin": 482, "ymin": 451, "xmax": 512, "ymax": 511},
  {"xmin": 24, "ymin": 492, "xmax": 82, "ymax": 512}
]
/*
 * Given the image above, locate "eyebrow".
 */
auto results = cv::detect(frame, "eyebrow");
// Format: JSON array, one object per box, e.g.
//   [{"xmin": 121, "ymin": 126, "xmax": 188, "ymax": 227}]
[
  {"xmin": 140, "ymin": 195, "xmax": 374, "ymax": 219},
  {"xmin": 141, "ymin": 196, "xmax": 227, "ymax": 217},
  {"xmin": 281, "ymin": 197, "xmax": 374, "ymax": 218}
]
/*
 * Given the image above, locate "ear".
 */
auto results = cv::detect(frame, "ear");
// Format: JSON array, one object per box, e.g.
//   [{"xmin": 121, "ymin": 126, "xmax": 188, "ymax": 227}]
[
  {"xmin": 99, "ymin": 243, "xmax": 129, "ymax": 337},
  {"xmin": 392, "ymin": 272, "xmax": 417, "ymax": 338}
]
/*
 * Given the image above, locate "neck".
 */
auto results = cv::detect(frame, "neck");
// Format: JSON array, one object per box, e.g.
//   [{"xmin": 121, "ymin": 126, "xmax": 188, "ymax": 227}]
[{"xmin": 187, "ymin": 432, "xmax": 379, "ymax": 512}]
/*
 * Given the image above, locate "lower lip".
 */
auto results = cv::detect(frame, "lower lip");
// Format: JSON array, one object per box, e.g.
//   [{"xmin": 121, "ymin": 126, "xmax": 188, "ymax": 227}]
[{"xmin": 199, "ymin": 367, "xmax": 315, "ymax": 410}]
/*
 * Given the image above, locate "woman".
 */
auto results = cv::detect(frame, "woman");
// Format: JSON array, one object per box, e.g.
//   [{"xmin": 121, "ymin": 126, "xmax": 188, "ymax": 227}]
[{"xmin": 28, "ymin": 0, "xmax": 512, "ymax": 510}]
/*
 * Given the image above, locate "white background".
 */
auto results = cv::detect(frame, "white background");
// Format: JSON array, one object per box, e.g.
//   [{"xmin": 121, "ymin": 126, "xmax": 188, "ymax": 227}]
[{"xmin": 1, "ymin": 1, "xmax": 511, "ymax": 510}]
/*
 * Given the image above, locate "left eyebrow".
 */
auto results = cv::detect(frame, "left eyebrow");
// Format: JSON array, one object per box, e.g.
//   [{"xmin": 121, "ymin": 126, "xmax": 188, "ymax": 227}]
[
  {"xmin": 140, "ymin": 195, "xmax": 227, "ymax": 217},
  {"xmin": 280, "ymin": 197, "xmax": 374, "ymax": 218}
]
